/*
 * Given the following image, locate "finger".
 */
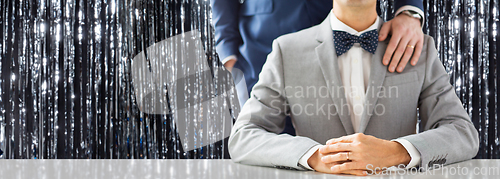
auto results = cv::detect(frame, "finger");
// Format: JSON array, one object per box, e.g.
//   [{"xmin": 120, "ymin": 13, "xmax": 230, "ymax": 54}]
[
  {"xmin": 319, "ymin": 143, "xmax": 352, "ymax": 154},
  {"xmin": 326, "ymin": 136, "xmax": 354, "ymax": 145},
  {"xmin": 396, "ymin": 39, "xmax": 417, "ymax": 73},
  {"xmin": 388, "ymin": 35, "xmax": 411, "ymax": 73},
  {"xmin": 331, "ymin": 161, "xmax": 364, "ymax": 173},
  {"xmin": 339, "ymin": 169, "xmax": 368, "ymax": 176},
  {"xmin": 326, "ymin": 133, "xmax": 364, "ymax": 145},
  {"xmin": 321, "ymin": 152, "xmax": 351, "ymax": 163},
  {"xmin": 410, "ymin": 38, "xmax": 424, "ymax": 66},
  {"xmin": 326, "ymin": 138, "xmax": 338, "ymax": 145},
  {"xmin": 378, "ymin": 21, "xmax": 392, "ymax": 41},
  {"xmin": 382, "ymin": 32, "xmax": 402, "ymax": 66}
]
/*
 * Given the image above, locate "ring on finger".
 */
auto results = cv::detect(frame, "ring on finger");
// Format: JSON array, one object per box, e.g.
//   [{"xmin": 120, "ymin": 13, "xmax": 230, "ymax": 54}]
[
  {"xmin": 407, "ymin": 44, "xmax": 415, "ymax": 49},
  {"xmin": 346, "ymin": 152, "xmax": 350, "ymax": 161}
]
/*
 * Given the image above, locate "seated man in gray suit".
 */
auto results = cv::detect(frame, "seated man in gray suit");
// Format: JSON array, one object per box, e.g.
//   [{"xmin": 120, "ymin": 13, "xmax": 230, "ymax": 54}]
[{"xmin": 228, "ymin": 0, "xmax": 479, "ymax": 176}]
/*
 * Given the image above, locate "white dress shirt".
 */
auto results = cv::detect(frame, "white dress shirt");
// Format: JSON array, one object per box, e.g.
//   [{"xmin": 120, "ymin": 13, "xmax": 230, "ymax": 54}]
[{"xmin": 298, "ymin": 11, "xmax": 421, "ymax": 170}]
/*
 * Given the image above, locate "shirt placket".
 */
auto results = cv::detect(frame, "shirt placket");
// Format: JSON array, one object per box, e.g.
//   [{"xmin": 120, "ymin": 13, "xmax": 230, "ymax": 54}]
[{"xmin": 350, "ymin": 44, "xmax": 366, "ymax": 133}]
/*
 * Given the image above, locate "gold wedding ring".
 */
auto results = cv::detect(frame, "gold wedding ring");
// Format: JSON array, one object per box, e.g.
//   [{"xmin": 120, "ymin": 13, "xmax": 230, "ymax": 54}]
[
  {"xmin": 346, "ymin": 152, "xmax": 350, "ymax": 161},
  {"xmin": 407, "ymin": 45, "xmax": 415, "ymax": 49}
]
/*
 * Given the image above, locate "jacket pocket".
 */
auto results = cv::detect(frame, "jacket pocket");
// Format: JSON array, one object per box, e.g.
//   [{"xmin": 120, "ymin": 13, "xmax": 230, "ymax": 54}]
[{"xmin": 240, "ymin": 0, "xmax": 274, "ymax": 16}]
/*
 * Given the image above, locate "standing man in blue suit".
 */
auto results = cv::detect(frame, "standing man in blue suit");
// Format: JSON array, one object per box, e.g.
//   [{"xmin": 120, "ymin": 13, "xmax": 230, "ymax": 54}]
[{"xmin": 211, "ymin": 0, "xmax": 425, "ymax": 94}]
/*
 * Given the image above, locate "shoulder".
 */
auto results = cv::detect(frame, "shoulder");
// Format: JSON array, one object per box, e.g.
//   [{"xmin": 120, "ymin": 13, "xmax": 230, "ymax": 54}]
[
  {"xmin": 423, "ymin": 35, "xmax": 436, "ymax": 49},
  {"xmin": 273, "ymin": 25, "xmax": 321, "ymax": 50},
  {"xmin": 421, "ymin": 35, "xmax": 438, "ymax": 63}
]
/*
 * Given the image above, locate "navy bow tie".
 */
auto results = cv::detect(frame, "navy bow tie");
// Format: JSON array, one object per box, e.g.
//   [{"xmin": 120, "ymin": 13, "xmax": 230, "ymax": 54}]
[{"xmin": 333, "ymin": 30, "xmax": 378, "ymax": 56}]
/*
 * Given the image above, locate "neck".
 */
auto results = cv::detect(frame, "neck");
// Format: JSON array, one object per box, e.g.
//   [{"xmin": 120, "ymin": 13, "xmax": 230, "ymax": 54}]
[{"xmin": 333, "ymin": 3, "xmax": 378, "ymax": 32}]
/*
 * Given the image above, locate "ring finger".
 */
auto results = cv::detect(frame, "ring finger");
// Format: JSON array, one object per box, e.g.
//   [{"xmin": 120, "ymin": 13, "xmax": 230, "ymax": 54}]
[
  {"xmin": 396, "ymin": 39, "xmax": 417, "ymax": 72},
  {"xmin": 388, "ymin": 35, "xmax": 412, "ymax": 72},
  {"xmin": 321, "ymin": 152, "xmax": 353, "ymax": 164}
]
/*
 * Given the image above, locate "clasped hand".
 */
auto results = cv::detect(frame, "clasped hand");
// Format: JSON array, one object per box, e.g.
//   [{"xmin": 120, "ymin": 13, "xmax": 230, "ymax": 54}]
[{"xmin": 307, "ymin": 133, "xmax": 411, "ymax": 176}]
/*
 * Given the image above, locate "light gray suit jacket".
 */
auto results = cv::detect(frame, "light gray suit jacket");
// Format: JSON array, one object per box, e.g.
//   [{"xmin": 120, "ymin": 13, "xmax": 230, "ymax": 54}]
[{"xmin": 228, "ymin": 14, "xmax": 479, "ymax": 170}]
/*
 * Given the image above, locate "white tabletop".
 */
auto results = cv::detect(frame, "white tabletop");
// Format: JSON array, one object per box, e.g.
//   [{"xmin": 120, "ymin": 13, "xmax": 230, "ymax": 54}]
[{"xmin": 0, "ymin": 159, "xmax": 499, "ymax": 179}]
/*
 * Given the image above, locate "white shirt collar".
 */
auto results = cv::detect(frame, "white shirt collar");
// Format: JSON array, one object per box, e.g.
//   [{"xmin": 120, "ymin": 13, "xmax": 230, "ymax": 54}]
[{"xmin": 330, "ymin": 10, "xmax": 381, "ymax": 36}]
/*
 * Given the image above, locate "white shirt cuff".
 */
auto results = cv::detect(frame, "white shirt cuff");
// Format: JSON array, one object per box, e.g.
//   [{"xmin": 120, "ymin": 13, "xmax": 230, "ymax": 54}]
[
  {"xmin": 298, "ymin": 145, "xmax": 322, "ymax": 170},
  {"xmin": 396, "ymin": 5, "xmax": 425, "ymax": 28},
  {"xmin": 393, "ymin": 139, "xmax": 421, "ymax": 168},
  {"xmin": 222, "ymin": 55, "xmax": 237, "ymax": 64}
]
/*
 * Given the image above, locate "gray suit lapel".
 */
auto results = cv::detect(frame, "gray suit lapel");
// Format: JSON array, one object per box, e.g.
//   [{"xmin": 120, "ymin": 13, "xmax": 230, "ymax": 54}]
[
  {"xmin": 358, "ymin": 41, "xmax": 388, "ymax": 133},
  {"xmin": 314, "ymin": 14, "xmax": 354, "ymax": 135}
]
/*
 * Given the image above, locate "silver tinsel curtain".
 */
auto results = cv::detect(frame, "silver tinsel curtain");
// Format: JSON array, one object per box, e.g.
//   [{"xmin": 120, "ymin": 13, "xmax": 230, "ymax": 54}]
[
  {"xmin": 0, "ymin": 0, "xmax": 239, "ymax": 159},
  {"xmin": 0, "ymin": 0, "xmax": 498, "ymax": 159}
]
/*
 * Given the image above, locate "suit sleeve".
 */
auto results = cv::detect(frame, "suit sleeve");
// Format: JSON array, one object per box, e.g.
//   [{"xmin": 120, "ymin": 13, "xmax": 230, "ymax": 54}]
[
  {"xmin": 228, "ymin": 40, "xmax": 321, "ymax": 170},
  {"xmin": 399, "ymin": 36, "xmax": 479, "ymax": 169},
  {"xmin": 210, "ymin": 0, "xmax": 242, "ymax": 61},
  {"xmin": 394, "ymin": 0, "xmax": 424, "ymax": 12}
]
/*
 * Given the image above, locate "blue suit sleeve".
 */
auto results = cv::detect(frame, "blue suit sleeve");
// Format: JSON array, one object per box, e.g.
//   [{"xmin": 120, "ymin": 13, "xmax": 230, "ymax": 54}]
[
  {"xmin": 210, "ymin": 0, "xmax": 242, "ymax": 61},
  {"xmin": 394, "ymin": 0, "xmax": 424, "ymax": 12}
]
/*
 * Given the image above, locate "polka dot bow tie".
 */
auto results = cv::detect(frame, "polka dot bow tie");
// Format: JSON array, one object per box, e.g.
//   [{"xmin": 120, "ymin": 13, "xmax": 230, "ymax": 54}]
[{"xmin": 333, "ymin": 30, "xmax": 378, "ymax": 56}]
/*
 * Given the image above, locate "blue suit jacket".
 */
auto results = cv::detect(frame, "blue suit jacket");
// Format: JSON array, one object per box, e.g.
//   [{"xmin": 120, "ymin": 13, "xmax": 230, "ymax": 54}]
[{"xmin": 211, "ymin": 0, "xmax": 424, "ymax": 93}]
